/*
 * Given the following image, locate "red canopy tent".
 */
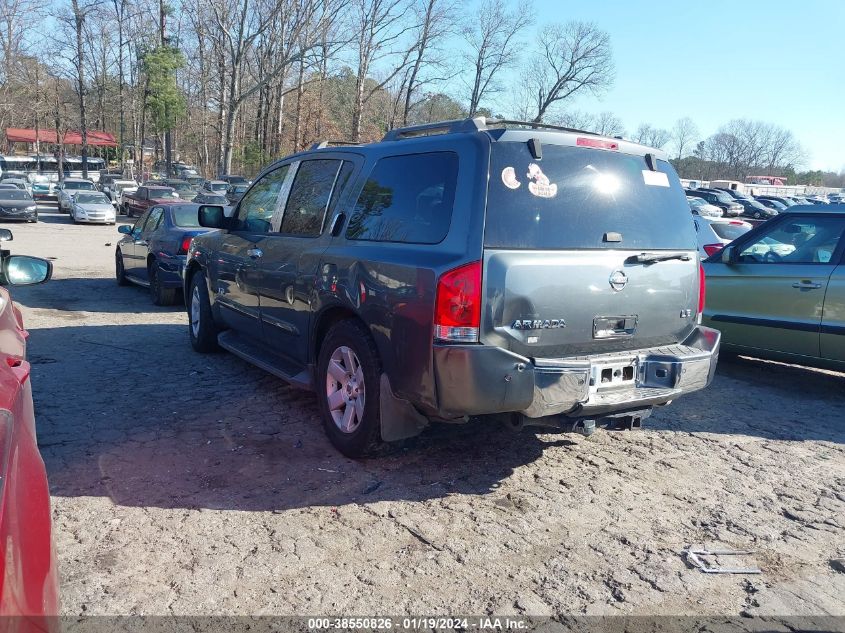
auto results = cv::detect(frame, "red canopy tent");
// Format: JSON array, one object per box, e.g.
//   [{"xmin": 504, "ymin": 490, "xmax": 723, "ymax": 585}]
[{"xmin": 5, "ymin": 127, "xmax": 117, "ymax": 147}]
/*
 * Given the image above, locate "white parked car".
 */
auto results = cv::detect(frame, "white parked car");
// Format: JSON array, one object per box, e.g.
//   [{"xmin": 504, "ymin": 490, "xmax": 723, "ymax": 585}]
[
  {"xmin": 108, "ymin": 180, "xmax": 138, "ymax": 209},
  {"xmin": 69, "ymin": 192, "xmax": 116, "ymax": 224},
  {"xmin": 57, "ymin": 178, "xmax": 96, "ymax": 212},
  {"xmin": 687, "ymin": 196, "xmax": 723, "ymax": 218},
  {"xmin": 695, "ymin": 217, "xmax": 752, "ymax": 259}
]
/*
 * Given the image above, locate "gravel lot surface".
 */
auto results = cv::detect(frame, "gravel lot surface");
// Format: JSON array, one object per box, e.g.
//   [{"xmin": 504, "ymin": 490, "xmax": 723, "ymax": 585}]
[{"xmin": 8, "ymin": 208, "xmax": 845, "ymax": 617}]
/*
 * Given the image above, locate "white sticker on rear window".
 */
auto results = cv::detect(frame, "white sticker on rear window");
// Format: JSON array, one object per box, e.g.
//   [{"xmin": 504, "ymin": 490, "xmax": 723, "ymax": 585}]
[
  {"xmin": 642, "ymin": 170, "xmax": 669, "ymax": 187},
  {"xmin": 527, "ymin": 163, "xmax": 558, "ymax": 198},
  {"xmin": 501, "ymin": 166, "xmax": 521, "ymax": 189}
]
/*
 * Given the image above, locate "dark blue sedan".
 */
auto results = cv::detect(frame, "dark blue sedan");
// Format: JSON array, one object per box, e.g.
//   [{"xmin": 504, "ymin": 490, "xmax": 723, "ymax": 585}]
[{"xmin": 115, "ymin": 202, "xmax": 216, "ymax": 305}]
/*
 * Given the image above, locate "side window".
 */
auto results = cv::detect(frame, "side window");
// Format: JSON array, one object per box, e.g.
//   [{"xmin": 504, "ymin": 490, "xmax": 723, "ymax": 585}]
[
  {"xmin": 345, "ymin": 152, "xmax": 458, "ymax": 244},
  {"xmin": 279, "ymin": 159, "xmax": 343, "ymax": 237},
  {"xmin": 132, "ymin": 210, "xmax": 150, "ymax": 236},
  {"xmin": 143, "ymin": 208, "xmax": 164, "ymax": 235},
  {"xmin": 738, "ymin": 217, "xmax": 845, "ymax": 264},
  {"xmin": 236, "ymin": 166, "xmax": 289, "ymax": 233}
]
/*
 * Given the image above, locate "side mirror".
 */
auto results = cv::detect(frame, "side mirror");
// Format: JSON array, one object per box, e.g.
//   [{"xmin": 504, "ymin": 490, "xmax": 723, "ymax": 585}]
[
  {"xmin": 117, "ymin": 224, "xmax": 132, "ymax": 235},
  {"xmin": 720, "ymin": 245, "xmax": 734, "ymax": 264},
  {"xmin": 3, "ymin": 255, "xmax": 52, "ymax": 286},
  {"xmin": 198, "ymin": 205, "xmax": 227, "ymax": 229},
  {"xmin": 0, "ymin": 229, "xmax": 12, "ymax": 242}
]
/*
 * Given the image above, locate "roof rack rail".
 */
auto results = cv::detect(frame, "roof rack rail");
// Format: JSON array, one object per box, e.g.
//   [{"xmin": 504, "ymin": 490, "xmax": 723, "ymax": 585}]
[
  {"xmin": 380, "ymin": 116, "xmax": 605, "ymax": 142},
  {"xmin": 484, "ymin": 118, "xmax": 601, "ymax": 137},
  {"xmin": 309, "ymin": 140, "xmax": 361, "ymax": 150},
  {"xmin": 381, "ymin": 117, "xmax": 487, "ymax": 141}
]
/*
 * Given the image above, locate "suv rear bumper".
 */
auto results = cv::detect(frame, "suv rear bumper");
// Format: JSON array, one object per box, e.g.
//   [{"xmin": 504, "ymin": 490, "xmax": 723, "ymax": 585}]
[{"xmin": 432, "ymin": 326, "xmax": 720, "ymax": 420}]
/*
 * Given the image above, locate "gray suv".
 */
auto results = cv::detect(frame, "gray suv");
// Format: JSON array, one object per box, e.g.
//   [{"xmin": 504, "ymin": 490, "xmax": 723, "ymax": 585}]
[{"xmin": 185, "ymin": 117, "xmax": 720, "ymax": 457}]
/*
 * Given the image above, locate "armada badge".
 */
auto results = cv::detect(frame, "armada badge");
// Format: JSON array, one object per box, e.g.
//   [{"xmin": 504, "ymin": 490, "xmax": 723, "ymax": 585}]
[{"xmin": 512, "ymin": 319, "xmax": 567, "ymax": 330}]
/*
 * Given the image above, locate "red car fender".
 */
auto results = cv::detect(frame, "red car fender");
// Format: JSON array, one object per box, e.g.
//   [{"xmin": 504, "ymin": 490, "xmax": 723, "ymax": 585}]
[{"xmin": 0, "ymin": 287, "xmax": 60, "ymax": 621}]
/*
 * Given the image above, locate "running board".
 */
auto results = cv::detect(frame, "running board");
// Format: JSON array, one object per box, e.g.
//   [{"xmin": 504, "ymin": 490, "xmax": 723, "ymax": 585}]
[{"xmin": 217, "ymin": 330, "xmax": 312, "ymax": 390}]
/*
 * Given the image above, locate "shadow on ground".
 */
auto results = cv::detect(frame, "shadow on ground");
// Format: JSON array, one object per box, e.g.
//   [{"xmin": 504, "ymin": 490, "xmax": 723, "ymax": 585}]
[
  {"xmin": 24, "ymin": 317, "xmax": 845, "ymax": 513},
  {"xmin": 12, "ymin": 277, "xmax": 184, "ymax": 312}
]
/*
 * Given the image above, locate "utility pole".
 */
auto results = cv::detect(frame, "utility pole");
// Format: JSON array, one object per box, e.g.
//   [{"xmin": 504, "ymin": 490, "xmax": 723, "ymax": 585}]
[{"xmin": 71, "ymin": 0, "xmax": 89, "ymax": 179}]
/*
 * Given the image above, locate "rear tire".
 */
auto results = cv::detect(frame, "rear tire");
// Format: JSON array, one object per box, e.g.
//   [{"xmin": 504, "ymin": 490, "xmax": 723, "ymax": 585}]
[
  {"xmin": 188, "ymin": 270, "xmax": 220, "ymax": 353},
  {"xmin": 316, "ymin": 320, "xmax": 383, "ymax": 458},
  {"xmin": 149, "ymin": 262, "xmax": 177, "ymax": 306}
]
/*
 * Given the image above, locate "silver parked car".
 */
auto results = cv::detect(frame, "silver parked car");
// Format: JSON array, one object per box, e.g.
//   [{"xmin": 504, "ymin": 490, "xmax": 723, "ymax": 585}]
[
  {"xmin": 70, "ymin": 192, "xmax": 117, "ymax": 224},
  {"xmin": 57, "ymin": 178, "xmax": 96, "ymax": 213}
]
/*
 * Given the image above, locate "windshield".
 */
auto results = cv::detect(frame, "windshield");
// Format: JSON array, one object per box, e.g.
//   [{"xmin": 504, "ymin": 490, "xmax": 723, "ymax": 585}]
[
  {"xmin": 171, "ymin": 205, "xmax": 202, "ymax": 227},
  {"xmin": 65, "ymin": 181, "xmax": 95, "ymax": 191},
  {"xmin": 114, "ymin": 182, "xmax": 136, "ymax": 192},
  {"xmin": 711, "ymin": 222, "xmax": 751, "ymax": 240},
  {"xmin": 208, "ymin": 182, "xmax": 227, "ymax": 192},
  {"xmin": 76, "ymin": 193, "xmax": 110, "ymax": 204},
  {"xmin": 485, "ymin": 143, "xmax": 696, "ymax": 250},
  {"xmin": 0, "ymin": 190, "xmax": 31, "ymax": 201},
  {"xmin": 687, "ymin": 197, "xmax": 704, "ymax": 207},
  {"xmin": 171, "ymin": 183, "xmax": 195, "ymax": 195}
]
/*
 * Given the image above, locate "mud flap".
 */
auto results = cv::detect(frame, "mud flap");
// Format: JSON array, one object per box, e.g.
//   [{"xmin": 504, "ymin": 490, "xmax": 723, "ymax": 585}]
[{"xmin": 379, "ymin": 373, "xmax": 429, "ymax": 442}]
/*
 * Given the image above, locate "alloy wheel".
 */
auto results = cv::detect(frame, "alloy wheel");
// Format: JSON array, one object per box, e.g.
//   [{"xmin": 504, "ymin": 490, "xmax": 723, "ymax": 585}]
[
  {"xmin": 190, "ymin": 285, "xmax": 201, "ymax": 337},
  {"xmin": 325, "ymin": 345, "xmax": 365, "ymax": 434}
]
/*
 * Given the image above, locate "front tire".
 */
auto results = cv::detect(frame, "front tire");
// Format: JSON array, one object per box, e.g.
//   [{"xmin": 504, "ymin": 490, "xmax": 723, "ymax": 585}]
[
  {"xmin": 188, "ymin": 270, "xmax": 220, "ymax": 353},
  {"xmin": 316, "ymin": 320, "xmax": 383, "ymax": 458},
  {"xmin": 115, "ymin": 250, "xmax": 129, "ymax": 286},
  {"xmin": 149, "ymin": 262, "xmax": 177, "ymax": 306}
]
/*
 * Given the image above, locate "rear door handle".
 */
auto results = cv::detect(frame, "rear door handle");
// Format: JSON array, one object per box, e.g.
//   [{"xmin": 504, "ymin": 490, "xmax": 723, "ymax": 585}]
[
  {"xmin": 792, "ymin": 281, "xmax": 822, "ymax": 289},
  {"xmin": 247, "ymin": 248, "xmax": 263, "ymax": 259}
]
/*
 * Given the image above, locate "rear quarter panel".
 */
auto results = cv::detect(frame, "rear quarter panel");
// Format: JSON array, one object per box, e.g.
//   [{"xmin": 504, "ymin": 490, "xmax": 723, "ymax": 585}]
[{"xmin": 316, "ymin": 135, "xmax": 489, "ymax": 412}]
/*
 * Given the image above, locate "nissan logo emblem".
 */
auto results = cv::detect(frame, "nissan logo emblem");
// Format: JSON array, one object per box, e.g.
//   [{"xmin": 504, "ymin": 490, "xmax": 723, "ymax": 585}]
[{"xmin": 609, "ymin": 270, "xmax": 628, "ymax": 292}]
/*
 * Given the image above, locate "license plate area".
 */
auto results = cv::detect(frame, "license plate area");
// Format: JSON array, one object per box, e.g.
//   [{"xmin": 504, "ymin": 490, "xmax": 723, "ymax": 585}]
[
  {"xmin": 593, "ymin": 315, "xmax": 638, "ymax": 339},
  {"xmin": 590, "ymin": 361, "xmax": 637, "ymax": 391}
]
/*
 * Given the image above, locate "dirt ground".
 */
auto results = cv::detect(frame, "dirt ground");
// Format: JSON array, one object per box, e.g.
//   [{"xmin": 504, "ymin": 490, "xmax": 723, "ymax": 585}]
[{"xmin": 8, "ymin": 208, "xmax": 845, "ymax": 617}]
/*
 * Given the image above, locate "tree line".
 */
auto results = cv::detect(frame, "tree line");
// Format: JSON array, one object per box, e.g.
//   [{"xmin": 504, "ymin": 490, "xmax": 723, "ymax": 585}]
[{"xmin": 0, "ymin": 0, "xmax": 830, "ymax": 185}]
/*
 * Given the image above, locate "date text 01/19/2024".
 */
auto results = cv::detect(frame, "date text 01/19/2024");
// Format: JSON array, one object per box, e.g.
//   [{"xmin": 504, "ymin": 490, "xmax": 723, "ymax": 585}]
[{"xmin": 307, "ymin": 617, "xmax": 529, "ymax": 630}]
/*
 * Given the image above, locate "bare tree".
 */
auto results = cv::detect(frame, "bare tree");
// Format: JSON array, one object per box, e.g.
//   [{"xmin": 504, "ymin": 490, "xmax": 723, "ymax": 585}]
[
  {"xmin": 349, "ymin": 0, "xmax": 418, "ymax": 141},
  {"xmin": 593, "ymin": 110, "xmax": 624, "ymax": 137},
  {"xmin": 522, "ymin": 21, "xmax": 612, "ymax": 123},
  {"xmin": 69, "ymin": 0, "xmax": 92, "ymax": 178},
  {"xmin": 201, "ymin": 0, "xmax": 340, "ymax": 173},
  {"xmin": 462, "ymin": 0, "xmax": 532, "ymax": 115},
  {"xmin": 671, "ymin": 116, "xmax": 698, "ymax": 160},
  {"xmin": 399, "ymin": 0, "xmax": 455, "ymax": 125},
  {"xmin": 633, "ymin": 122, "xmax": 670, "ymax": 149}
]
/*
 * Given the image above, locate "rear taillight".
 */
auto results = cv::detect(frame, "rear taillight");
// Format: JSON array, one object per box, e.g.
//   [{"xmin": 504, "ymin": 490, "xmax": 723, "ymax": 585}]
[
  {"xmin": 703, "ymin": 243, "xmax": 723, "ymax": 257},
  {"xmin": 434, "ymin": 261, "xmax": 481, "ymax": 343},
  {"xmin": 178, "ymin": 235, "xmax": 193, "ymax": 255},
  {"xmin": 698, "ymin": 263, "xmax": 706, "ymax": 315},
  {"xmin": 576, "ymin": 137, "xmax": 619, "ymax": 150}
]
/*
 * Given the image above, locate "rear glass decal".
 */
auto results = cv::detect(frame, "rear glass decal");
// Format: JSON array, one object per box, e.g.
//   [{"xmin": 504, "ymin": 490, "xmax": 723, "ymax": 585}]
[
  {"xmin": 527, "ymin": 163, "xmax": 557, "ymax": 198},
  {"xmin": 642, "ymin": 170, "xmax": 670, "ymax": 187},
  {"xmin": 501, "ymin": 166, "xmax": 521, "ymax": 189}
]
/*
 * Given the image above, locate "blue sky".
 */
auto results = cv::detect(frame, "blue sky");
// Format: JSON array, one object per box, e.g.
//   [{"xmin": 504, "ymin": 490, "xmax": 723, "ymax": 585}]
[{"xmin": 486, "ymin": 0, "xmax": 844, "ymax": 172}]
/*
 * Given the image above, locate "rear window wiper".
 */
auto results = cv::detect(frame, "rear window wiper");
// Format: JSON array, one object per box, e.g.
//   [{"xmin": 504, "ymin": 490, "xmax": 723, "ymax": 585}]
[{"xmin": 628, "ymin": 252, "xmax": 692, "ymax": 265}]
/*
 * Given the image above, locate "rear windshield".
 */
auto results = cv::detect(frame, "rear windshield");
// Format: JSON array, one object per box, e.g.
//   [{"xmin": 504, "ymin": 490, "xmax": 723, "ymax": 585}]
[
  {"xmin": 65, "ymin": 181, "xmax": 94, "ymax": 190},
  {"xmin": 76, "ymin": 193, "xmax": 110, "ymax": 204},
  {"xmin": 485, "ymin": 143, "xmax": 696, "ymax": 250},
  {"xmin": 0, "ymin": 190, "xmax": 30, "ymax": 200},
  {"xmin": 711, "ymin": 223, "xmax": 750, "ymax": 241},
  {"xmin": 171, "ymin": 205, "xmax": 201, "ymax": 227},
  {"xmin": 150, "ymin": 188, "xmax": 178, "ymax": 198}
]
